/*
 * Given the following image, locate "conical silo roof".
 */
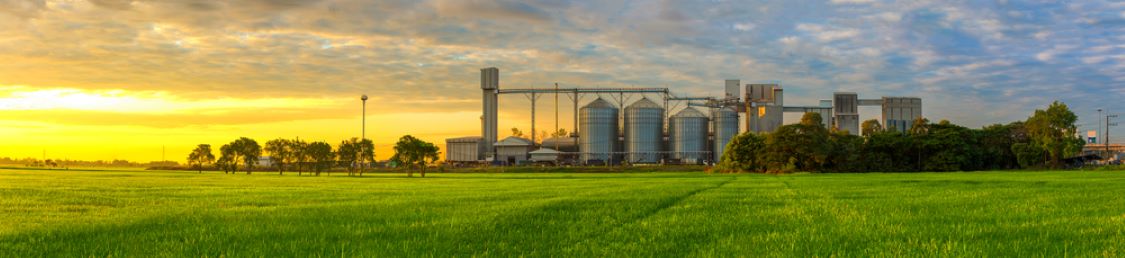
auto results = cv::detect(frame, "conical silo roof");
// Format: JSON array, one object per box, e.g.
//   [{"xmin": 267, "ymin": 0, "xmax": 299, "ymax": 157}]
[
  {"xmin": 583, "ymin": 97, "xmax": 616, "ymax": 109},
  {"xmin": 626, "ymin": 97, "xmax": 661, "ymax": 109}
]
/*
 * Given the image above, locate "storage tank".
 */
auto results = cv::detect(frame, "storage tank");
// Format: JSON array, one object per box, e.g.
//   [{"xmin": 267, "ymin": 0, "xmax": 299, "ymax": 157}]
[
  {"xmin": 624, "ymin": 97, "xmax": 664, "ymax": 163},
  {"xmin": 712, "ymin": 106, "xmax": 739, "ymax": 162},
  {"xmin": 579, "ymin": 98, "xmax": 618, "ymax": 163},
  {"xmin": 540, "ymin": 136, "xmax": 578, "ymax": 153},
  {"xmin": 670, "ymin": 107, "xmax": 709, "ymax": 163}
]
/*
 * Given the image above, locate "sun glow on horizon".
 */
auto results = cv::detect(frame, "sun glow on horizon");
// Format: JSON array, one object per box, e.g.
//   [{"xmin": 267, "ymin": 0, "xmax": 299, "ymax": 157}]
[
  {"xmin": 0, "ymin": 85, "xmax": 485, "ymax": 162},
  {"xmin": 0, "ymin": 86, "xmax": 341, "ymax": 114}
]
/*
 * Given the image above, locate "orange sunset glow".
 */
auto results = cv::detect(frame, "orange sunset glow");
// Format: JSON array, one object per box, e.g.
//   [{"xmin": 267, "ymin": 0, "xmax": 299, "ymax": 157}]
[{"xmin": 2, "ymin": 0, "xmax": 1122, "ymax": 162}]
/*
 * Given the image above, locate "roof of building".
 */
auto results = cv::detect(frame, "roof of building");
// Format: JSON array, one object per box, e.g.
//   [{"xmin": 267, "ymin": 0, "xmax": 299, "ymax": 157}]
[
  {"xmin": 529, "ymin": 148, "xmax": 561, "ymax": 155},
  {"xmin": 495, "ymin": 136, "xmax": 533, "ymax": 147},
  {"xmin": 446, "ymin": 136, "xmax": 483, "ymax": 143}
]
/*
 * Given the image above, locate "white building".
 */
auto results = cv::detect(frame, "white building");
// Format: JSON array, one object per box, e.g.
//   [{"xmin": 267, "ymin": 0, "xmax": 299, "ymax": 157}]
[{"xmin": 494, "ymin": 136, "xmax": 533, "ymax": 165}]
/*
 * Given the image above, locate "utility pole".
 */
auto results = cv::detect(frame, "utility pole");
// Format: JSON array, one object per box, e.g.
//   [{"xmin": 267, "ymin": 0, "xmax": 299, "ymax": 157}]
[
  {"xmin": 554, "ymin": 83, "xmax": 559, "ymax": 151},
  {"xmin": 1108, "ymin": 114, "xmax": 1118, "ymax": 159},
  {"xmin": 532, "ymin": 91, "xmax": 536, "ymax": 144}
]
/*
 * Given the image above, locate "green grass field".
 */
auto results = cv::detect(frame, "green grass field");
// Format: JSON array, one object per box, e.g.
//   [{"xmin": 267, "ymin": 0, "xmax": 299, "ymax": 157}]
[{"xmin": 1, "ymin": 169, "xmax": 1123, "ymax": 256}]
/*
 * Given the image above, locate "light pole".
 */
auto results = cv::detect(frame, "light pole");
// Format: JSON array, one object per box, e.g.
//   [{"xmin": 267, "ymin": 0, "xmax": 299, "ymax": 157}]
[
  {"xmin": 1098, "ymin": 109, "xmax": 1103, "ymax": 144},
  {"xmin": 361, "ymin": 94, "xmax": 368, "ymax": 173}
]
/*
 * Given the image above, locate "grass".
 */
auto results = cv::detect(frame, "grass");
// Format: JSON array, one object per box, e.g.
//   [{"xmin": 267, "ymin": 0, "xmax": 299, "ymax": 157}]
[{"xmin": 1, "ymin": 168, "xmax": 1123, "ymax": 257}]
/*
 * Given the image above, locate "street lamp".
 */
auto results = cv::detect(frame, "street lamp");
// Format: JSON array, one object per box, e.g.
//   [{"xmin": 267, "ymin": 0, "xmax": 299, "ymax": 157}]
[
  {"xmin": 1098, "ymin": 109, "xmax": 1103, "ymax": 144},
  {"xmin": 361, "ymin": 94, "xmax": 368, "ymax": 173},
  {"xmin": 361, "ymin": 94, "xmax": 368, "ymax": 140}
]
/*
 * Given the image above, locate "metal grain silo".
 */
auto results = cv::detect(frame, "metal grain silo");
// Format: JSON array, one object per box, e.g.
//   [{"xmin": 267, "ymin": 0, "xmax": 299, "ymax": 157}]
[
  {"xmin": 624, "ymin": 97, "xmax": 664, "ymax": 163},
  {"xmin": 712, "ymin": 106, "xmax": 739, "ymax": 162},
  {"xmin": 579, "ymin": 98, "xmax": 618, "ymax": 163},
  {"xmin": 670, "ymin": 107, "xmax": 709, "ymax": 163}
]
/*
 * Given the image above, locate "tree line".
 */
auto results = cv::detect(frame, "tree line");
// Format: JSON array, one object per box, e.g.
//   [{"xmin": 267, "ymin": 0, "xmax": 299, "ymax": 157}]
[
  {"xmin": 187, "ymin": 135, "xmax": 440, "ymax": 177},
  {"xmin": 4, "ymin": 157, "xmax": 178, "ymax": 168},
  {"xmin": 716, "ymin": 101, "xmax": 1085, "ymax": 173}
]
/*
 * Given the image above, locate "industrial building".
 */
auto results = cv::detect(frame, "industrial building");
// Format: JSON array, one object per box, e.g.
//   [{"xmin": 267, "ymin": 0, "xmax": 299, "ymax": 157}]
[
  {"xmin": 444, "ymin": 67, "xmax": 924, "ymax": 166},
  {"xmin": 494, "ymin": 136, "xmax": 534, "ymax": 165}
]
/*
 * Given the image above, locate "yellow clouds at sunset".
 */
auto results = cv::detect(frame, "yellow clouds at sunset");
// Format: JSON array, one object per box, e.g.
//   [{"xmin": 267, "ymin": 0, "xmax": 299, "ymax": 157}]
[{"xmin": 0, "ymin": 86, "xmax": 335, "ymax": 113}]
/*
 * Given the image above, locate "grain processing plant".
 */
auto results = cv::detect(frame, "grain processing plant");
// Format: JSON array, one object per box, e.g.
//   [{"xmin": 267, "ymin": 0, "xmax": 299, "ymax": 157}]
[{"xmin": 445, "ymin": 67, "xmax": 923, "ymax": 166}]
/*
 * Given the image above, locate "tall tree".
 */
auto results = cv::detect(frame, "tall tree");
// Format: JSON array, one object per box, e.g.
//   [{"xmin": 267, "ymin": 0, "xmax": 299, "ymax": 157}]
[
  {"xmin": 290, "ymin": 139, "xmax": 310, "ymax": 175},
  {"xmin": 908, "ymin": 117, "xmax": 932, "ymax": 171},
  {"xmin": 715, "ymin": 132, "xmax": 766, "ymax": 173},
  {"xmin": 761, "ymin": 113, "xmax": 830, "ymax": 172},
  {"xmin": 337, "ymin": 139, "xmax": 359, "ymax": 176},
  {"xmin": 861, "ymin": 130, "xmax": 910, "ymax": 172},
  {"xmin": 231, "ymin": 137, "xmax": 261, "ymax": 174},
  {"xmin": 306, "ymin": 141, "xmax": 334, "ymax": 176},
  {"xmin": 358, "ymin": 138, "xmax": 375, "ymax": 176},
  {"xmin": 337, "ymin": 138, "xmax": 375, "ymax": 176},
  {"xmin": 391, "ymin": 135, "xmax": 440, "ymax": 177},
  {"xmin": 187, "ymin": 144, "xmax": 215, "ymax": 173},
  {"xmin": 510, "ymin": 128, "xmax": 524, "ymax": 137},
  {"xmin": 1025, "ymin": 101, "xmax": 1083, "ymax": 168},
  {"xmin": 264, "ymin": 138, "xmax": 292, "ymax": 175},
  {"xmin": 978, "ymin": 124, "xmax": 1017, "ymax": 169},
  {"xmin": 922, "ymin": 122, "xmax": 977, "ymax": 171},
  {"xmin": 861, "ymin": 119, "xmax": 883, "ymax": 136},
  {"xmin": 826, "ymin": 131, "xmax": 864, "ymax": 172},
  {"xmin": 217, "ymin": 144, "xmax": 237, "ymax": 174}
]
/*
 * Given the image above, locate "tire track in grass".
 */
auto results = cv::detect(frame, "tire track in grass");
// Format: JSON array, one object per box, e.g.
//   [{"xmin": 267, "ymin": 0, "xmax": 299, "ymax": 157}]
[
  {"xmin": 630, "ymin": 176, "xmax": 736, "ymax": 224},
  {"xmin": 449, "ymin": 176, "xmax": 734, "ymax": 256},
  {"xmin": 442, "ymin": 179, "xmax": 662, "ymax": 256},
  {"xmin": 567, "ymin": 176, "xmax": 736, "ymax": 253}
]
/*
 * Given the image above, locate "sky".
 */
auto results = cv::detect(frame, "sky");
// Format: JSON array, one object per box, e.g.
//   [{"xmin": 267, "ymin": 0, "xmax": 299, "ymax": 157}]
[{"xmin": 1, "ymin": 0, "xmax": 1124, "ymax": 162}]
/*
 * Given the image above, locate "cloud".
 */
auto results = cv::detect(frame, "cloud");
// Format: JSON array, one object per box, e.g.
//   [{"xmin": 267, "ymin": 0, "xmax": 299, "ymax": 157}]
[
  {"xmin": 0, "ymin": 0, "xmax": 1123, "ymax": 152},
  {"xmin": 430, "ymin": 0, "xmax": 554, "ymax": 24},
  {"xmin": 796, "ymin": 23, "xmax": 859, "ymax": 42},
  {"xmin": 0, "ymin": 0, "xmax": 46, "ymax": 18},
  {"xmin": 1035, "ymin": 44, "xmax": 1077, "ymax": 62},
  {"xmin": 779, "ymin": 36, "xmax": 799, "ymax": 45},
  {"xmin": 829, "ymin": 0, "xmax": 874, "ymax": 4},
  {"xmin": 733, "ymin": 22, "xmax": 756, "ymax": 31},
  {"xmin": 87, "ymin": 0, "xmax": 133, "ymax": 10}
]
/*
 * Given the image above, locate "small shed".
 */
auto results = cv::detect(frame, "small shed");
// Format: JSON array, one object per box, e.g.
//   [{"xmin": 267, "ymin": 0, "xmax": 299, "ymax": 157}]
[
  {"xmin": 494, "ymin": 136, "xmax": 533, "ymax": 165},
  {"xmin": 529, "ymin": 148, "xmax": 562, "ymax": 164}
]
